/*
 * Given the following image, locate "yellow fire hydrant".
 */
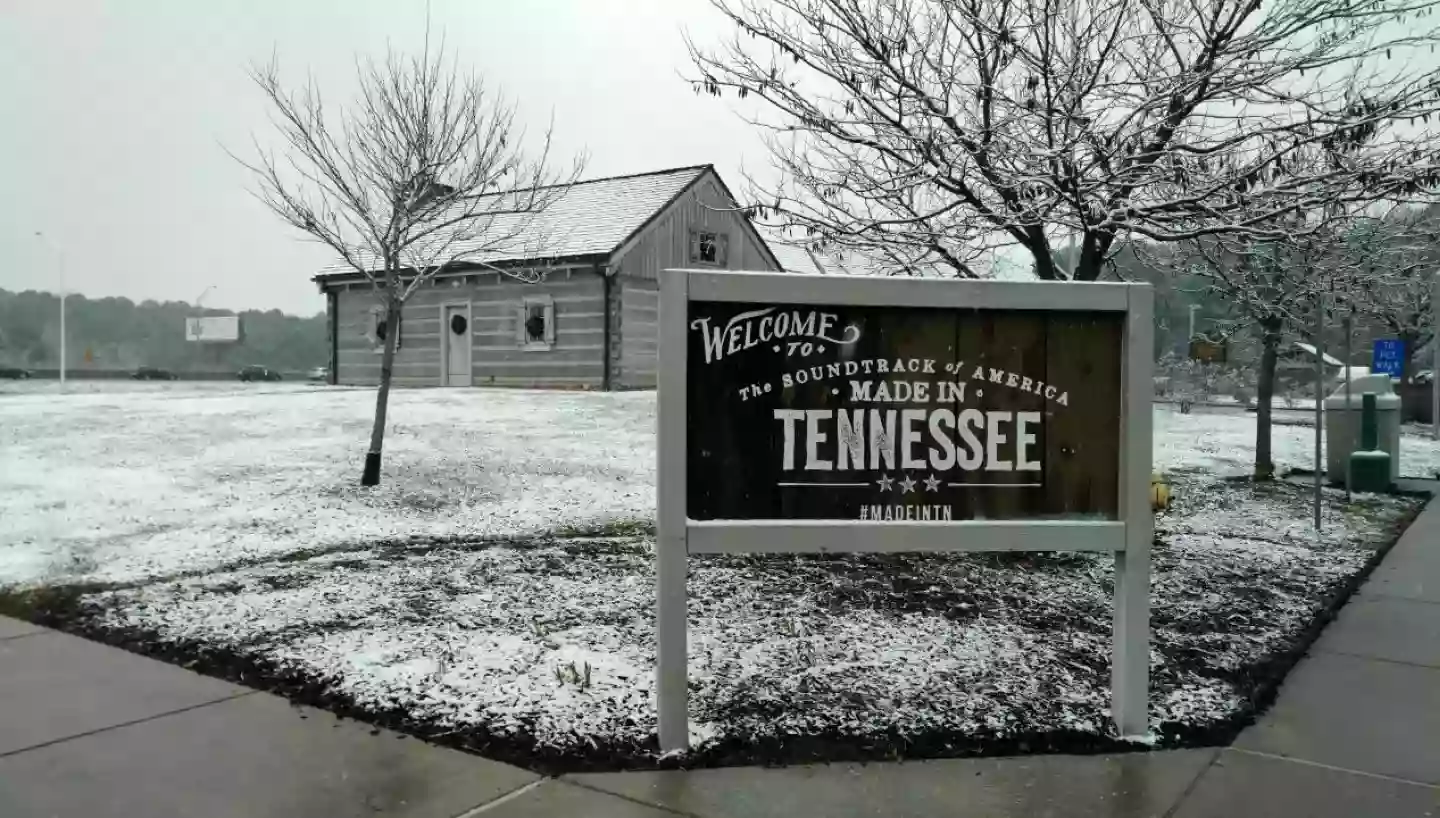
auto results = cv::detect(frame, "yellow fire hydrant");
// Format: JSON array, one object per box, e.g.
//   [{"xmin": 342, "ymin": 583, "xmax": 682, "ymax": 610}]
[{"xmin": 1151, "ymin": 473, "xmax": 1173, "ymax": 512}]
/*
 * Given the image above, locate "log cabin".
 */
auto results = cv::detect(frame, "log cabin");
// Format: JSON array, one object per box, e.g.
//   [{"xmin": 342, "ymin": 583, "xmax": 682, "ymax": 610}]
[{"xmin": 313, "ymin": 164, "xmax": 784, "ymax": 389}]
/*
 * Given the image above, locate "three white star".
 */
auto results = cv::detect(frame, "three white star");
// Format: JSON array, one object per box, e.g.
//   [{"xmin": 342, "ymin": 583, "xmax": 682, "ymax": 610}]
[{"xmin": 877, "ymin": 473, "xmax": 942, "ymax": 493}]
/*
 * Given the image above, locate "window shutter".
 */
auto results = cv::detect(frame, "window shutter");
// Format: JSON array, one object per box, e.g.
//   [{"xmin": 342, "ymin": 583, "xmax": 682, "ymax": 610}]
[
  {"xmin": 544, "ymin": 303, "xmax": 556, "ymax": 346},
  {"xmin": 515, "ymin": 304, "xmax": 527, "ymax": 346},
  {"xmin": 718, "ymin": 234, "xmax": 730, "ymax": 266}
]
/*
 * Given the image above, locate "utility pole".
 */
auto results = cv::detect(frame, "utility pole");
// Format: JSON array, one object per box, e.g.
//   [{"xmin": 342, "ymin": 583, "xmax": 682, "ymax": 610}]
[
  {"xmin": 34, "ymin": 232, "xmax": 66, "ymax": 387},
  {"xmin": 1344, "ymin": 310, "xmax": 1354, "ymax": 503},
  {"xmin": 1188, "ymin": 304, "xmax": 1201, "ymax": 344}
]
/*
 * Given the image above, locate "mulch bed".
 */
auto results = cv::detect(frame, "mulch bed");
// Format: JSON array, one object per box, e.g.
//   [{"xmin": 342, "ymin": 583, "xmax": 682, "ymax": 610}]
[{"xmin": 0, "ymin": 478, "xmax": 1425, "ymax": 775}]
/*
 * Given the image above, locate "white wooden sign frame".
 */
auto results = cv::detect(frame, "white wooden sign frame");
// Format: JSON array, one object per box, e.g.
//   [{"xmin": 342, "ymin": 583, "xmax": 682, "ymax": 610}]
[{"xmin": 656, "ymin": 268, "xmax": 1154, "ymax": 752}]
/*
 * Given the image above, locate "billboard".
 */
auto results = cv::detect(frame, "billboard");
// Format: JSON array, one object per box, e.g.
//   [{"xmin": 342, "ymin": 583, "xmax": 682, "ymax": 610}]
[{"xmin": 185, "ymin": 316, "xmax": 242, "ymax": 343}]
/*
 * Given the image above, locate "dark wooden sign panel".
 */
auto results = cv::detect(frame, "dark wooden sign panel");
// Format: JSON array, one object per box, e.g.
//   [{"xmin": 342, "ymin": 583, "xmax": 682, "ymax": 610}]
[
  {"xmin": 686, "ymin": 301, "xmax": 1124, "ymax": 522},
  {"xmin": 1189, "ymin": 338, "xmax": 1228, "ymax": 364}
]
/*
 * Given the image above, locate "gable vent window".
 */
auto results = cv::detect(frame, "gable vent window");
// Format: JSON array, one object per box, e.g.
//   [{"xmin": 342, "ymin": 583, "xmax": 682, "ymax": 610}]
[
  {"xmin": 690, "ymin": 230, "xmax": 728, "ymax": 266},
  {"xmin": 517, "ymin": 294, "xmax": 555, "ymax": 351}
]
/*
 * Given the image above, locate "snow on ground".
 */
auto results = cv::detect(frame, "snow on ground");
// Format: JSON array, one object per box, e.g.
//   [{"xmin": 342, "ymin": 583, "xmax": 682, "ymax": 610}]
[
  {"xmin": 4, "ymin": 382, "xmax": 1438, "ymax": 588},
  {"xmin": 1155, "ymin": 405, "xmax": 1440, "ymax": 477},
  {"xmin": 1, "ymin": 383, "xmax": 653, "ymax": 586},
  {"xmin": 1, "ymin": 381, "xmax": 1433, "ymax": 767},
  {"xmin": 71, "ymin": 475, "xmax": 1415, "ymax": 768}
]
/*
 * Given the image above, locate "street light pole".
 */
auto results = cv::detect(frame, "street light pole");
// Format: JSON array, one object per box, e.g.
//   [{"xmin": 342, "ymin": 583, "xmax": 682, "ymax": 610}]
[
  {"xmin": 60, "ymin": 290, "xmax": 66, "ymax": 387},
  {"xmin": 191, "ymin": 286, "xmax": 219, "ymax": 369},
  {"xmin": 1432, "ymin": 271, "xmax": 1439, "ymax": 440},
  {"xmin": 1314, "ymin": 289, "xmax": 1325, "ymax": 532}
]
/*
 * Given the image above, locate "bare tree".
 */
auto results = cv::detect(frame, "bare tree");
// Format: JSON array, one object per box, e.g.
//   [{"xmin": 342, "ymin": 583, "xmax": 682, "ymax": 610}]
[
  {"xmin": 1143, "ymin": 200, "xmax": 1402, "ymax": 477},
  {"xmin": 688, "ymin": 0, "xmax": 1440, "ymax": 280},
  {"xmin": 1349, "ymin": 204, "xmax": 1440, "ymax": 380},
  {"xmin": 236, "ymin": 38, "xmax": 586, "ymax": 486}
]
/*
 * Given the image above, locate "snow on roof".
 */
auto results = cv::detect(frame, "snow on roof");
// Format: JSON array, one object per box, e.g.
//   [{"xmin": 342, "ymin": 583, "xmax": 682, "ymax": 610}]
[
  {"xmin": 763, "ymin": 240, "xmax": 954, "ymax": 277},
  {"xmin": 989, "ymin": 259, "xmax": 1039, "ymax": 281},
  {"xmin": 316, "ymin": 165, "xmax": 712, "ymax": 275},
  {"xmin": 1290, "ymin": 341, "xmax": 1344, "ymax": 366},
  {"xmin": 765, "ymin": 245, "xmax": 894, "ymax": 276},
  {"xmin": 764, "ymin": 241, "xmax": 827, "ymax": 274},
  {"xmin": 766, "ymin": 240, "xmax": 1043, "ymax": 280}
]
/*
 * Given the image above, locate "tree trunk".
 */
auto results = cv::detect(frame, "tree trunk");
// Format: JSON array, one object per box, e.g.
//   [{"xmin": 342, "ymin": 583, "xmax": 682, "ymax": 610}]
[
  {"xmin": 1073, "ymin": 229, "xmax": 1115, "ymax": 282},
  {"xmin": 361, "ymin": 287, "xmax": 401, "ymax": 487},
  {"xmin": 1031, "ymin": 246, "xmax": 1061, "ymax": 280},
  {"xmin": 1399, "ymin": 329, "xmax": 1419, "ymax": 384},
  {"xmin": 1254, "ymin": 320, "xmax": 1282, "ymax": 481}
]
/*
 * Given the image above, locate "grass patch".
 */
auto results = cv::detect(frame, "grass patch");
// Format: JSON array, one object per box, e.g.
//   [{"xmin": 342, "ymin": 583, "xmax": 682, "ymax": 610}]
[
  {"xmin": 0, "ymin": 582, "xmax": 116, "ymax": 627},
  {"xmin": 554, "ymin": 519, "xmax": 655, "ymax": 538}
]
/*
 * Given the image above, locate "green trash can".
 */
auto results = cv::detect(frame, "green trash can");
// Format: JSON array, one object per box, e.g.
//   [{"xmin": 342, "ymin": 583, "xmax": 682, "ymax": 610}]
[
  {"xmin": 1350, "ymin": 392, "xmax": 1393, "ymax": 492},
  {"xmin": 1325, "ymin": 374, "xmax": 1401, "ymax": 485}
]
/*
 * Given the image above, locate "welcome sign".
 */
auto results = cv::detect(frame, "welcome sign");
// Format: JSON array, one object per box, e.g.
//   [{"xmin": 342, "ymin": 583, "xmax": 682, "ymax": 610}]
[
  {"xmin": 656, "ymin": 269, "xmax": 1153, "ymax": 755},
  {"xmin": 685, "ymin": 302, "xmax": 1124, "ymax": 522}
]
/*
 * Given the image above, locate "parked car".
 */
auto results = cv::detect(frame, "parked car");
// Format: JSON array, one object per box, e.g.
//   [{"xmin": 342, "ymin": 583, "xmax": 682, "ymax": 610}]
[
  {"xmin": 238, "ymin": 365, "xmax": 282, "ymax": 382},
  {"xmin": 132, "ymin": 366, "xmax": 178, "ymax": 381},
  {"xmin": 0, "ymin": 367, "xmax": 32, "ymax": 379},
  {"xmin": 306, "ymin": 366, "xmax": 329, "ymax": 383}
]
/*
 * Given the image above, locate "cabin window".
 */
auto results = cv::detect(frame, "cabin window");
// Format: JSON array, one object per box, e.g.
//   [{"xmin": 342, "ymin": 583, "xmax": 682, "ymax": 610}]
[
  {"xmin": 689, "ymin": 230, "xmax": 729, "ymax": 266},
  {"xmin": 517, "ymin": 295, "xmax": 555, "ymax": 351},
  {"xmin": 368, "ymin": 304, "xmax": 402, "ymax": 353}
]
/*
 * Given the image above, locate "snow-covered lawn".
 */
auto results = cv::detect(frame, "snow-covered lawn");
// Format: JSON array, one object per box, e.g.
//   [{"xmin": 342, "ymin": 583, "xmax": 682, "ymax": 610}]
[
  {"xmin": 32, "ymin": 477, "xmax": 1422, "ymax": 771},
  {"xmin": 1155, "ymin": 405, "xmax": 1440, "ymax": 477},
  {"xmin": 1, "ymin": 383, "xmax": 653, "ymax": 586},
  {"xmin": 4, "ymin": 382, "xmax": 1437, "ymax": 588},
  {"xmin": 0, "ymin": 382, "xmax": 1434, "ymax": 770}
]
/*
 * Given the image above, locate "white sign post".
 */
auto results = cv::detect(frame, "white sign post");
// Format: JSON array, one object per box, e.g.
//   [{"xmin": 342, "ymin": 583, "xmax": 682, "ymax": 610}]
[{"xmin": 655, "ymin": 269, "xmax": 1155, "ymax": 752}]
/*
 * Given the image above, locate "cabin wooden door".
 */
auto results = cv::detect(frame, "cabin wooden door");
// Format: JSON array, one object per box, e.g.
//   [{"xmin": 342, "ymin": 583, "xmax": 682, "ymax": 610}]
[{"xmin": 443, "ymin": 304, "xmax": 472, "ymax": 386}]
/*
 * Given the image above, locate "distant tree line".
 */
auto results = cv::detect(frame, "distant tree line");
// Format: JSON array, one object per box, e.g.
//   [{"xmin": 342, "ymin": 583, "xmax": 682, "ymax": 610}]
[{"xmin": 0, "ymin": 288, "xmax": 326, "ymax": 372}]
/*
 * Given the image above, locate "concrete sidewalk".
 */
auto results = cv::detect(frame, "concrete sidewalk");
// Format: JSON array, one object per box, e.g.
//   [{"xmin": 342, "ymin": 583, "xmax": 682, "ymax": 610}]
[
  {"xmin": 3, "ymin": 499, "xmax": 1438, "ymax": 818},
  {"xmin": 0, "ymin": 624, "xmax": 538, "ymax": 818}
]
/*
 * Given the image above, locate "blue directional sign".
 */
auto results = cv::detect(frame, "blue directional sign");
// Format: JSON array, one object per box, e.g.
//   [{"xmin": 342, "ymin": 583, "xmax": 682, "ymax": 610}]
[{"xmin": 1372, "ymin": 338, "xmax": 1407, "ymax": 378}]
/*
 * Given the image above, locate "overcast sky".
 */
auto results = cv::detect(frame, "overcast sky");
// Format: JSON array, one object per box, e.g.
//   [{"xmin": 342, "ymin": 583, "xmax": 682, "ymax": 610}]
[
  {"xmin": 5, "ymin": 2, "xmax": 1430, "ymax": 316},
  {"xmin": 0, "ymin": 0, "xmax": 774, "ymax": 316}
]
